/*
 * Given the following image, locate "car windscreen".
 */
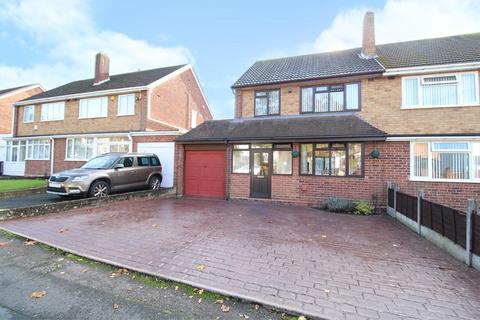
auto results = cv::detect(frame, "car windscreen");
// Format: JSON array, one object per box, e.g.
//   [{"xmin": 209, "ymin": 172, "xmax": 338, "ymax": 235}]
[{"xmin": 81, "ymin": 154, "xmax": 120, "ymax": 169}]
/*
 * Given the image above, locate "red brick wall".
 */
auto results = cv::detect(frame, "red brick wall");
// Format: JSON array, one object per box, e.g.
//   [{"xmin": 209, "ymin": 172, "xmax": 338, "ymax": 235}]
[
  {"xmin": 1, "ymin": 86, "xmax": 43, "ymax": 134},
  {"xmin": 148, "ymin": 68, "xmax": 212, "ymax": 131},
  {"xmin": 53, "ymin": 138, "xmax": 84, "ymax": 173},
  {"xmin": 226, "ymin": 141, "xmax": 480, "ymax": 212},
  {"xmin": 24, "ymin": 160, "xmax": 50, "ymax": 177}
]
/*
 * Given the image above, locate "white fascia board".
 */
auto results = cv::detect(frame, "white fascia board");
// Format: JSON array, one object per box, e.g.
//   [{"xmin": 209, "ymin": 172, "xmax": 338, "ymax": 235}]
[
  {"xmin": 5, "ymin": 130, "xmax": 183, "ymax": 141},
  {"xmin": 387, "ymin": 135, "xmax": 480, "ymax": 142},
  {"xmin": 15, "ymin": 86, "xmax": 149, "ymax": 106},
  {"xmin": 0, "ymin": 84, "xmax": 45, "ymax": 99},
  {"xmin": 383, "ymin": 62, "xmax": 480, "ymax": 76},
  {"xmin": 129, "ymin": 131, "xmax": 182, "ymax": 136}
]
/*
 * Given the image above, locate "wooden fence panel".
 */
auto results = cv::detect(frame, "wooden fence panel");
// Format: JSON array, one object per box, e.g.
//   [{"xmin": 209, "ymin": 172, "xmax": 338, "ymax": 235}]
[
  {"xmin": 431, "ymin": 203, "xmax": 444, "ymax": 235},
  {"xmin": 442, "ymin": 207, "xmax": 456, "ymax": 243},
  {"xmin": 396, "ymin": 192, "xmax": 417, "ymax": 221},
  {"xmin": 473, "ymin": 214, "xmax": 480, "ymax": 256},
  {"xmin": 388, "ymin": 188, "xmax": 394, "ymax": 208},
  {"xmin": 455, "ymin": 212, "xmax": 466, "ymax": 249},
  {"xmin": 421, "ymin": 199, "xmax": 432, "ymax": 229}
]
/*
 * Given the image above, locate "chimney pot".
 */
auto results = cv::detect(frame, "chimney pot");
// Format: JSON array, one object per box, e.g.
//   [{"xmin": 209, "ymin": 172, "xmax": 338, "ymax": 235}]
[
  {"xmin": 361, "ymin": 11, "xmax": 376, "ymax": 58},
  {"xmin": 94, "ymin": 52, "xmax": 110, "ymax": 85}
]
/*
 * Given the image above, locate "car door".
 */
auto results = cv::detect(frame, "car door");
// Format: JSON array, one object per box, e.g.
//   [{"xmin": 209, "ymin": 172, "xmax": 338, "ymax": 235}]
[
  {"xmin": 133, "ymin": 156, "xmax": 152, "ymax": 185},
  {"xmin": 109, "ymin": 156, "xmax": 135, "ymax": 190}
]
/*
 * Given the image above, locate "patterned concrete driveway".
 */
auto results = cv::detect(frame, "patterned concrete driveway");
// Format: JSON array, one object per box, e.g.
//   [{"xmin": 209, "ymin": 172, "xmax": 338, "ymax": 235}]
[{"xmin": 1, "ymin": 198, "xmax": 480, "ymax": 320}]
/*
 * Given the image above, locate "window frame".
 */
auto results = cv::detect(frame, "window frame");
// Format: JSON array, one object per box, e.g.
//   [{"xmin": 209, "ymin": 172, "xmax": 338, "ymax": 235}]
[
  {"xmin": 300, "ymin": 82, "xmax": 361, "ymax": 114},
  {"xmin": 117, "ymin": 94, "xmax": 135, "ymax": 116},
  {"xmin": 41, "ymin": 102, "xmax": 65, "ymax": 122},
  {"xmin": 254, "ymin": 89, "xmax": 281, "ymax": 117},
  {"xmin": 79, "ymin": 96, "xmax": 109, "ymax": 119},
  {"xmin": 272, "ymin": 144, "xmax": 293, "ymax": 176},
  {"xmin": 23, "ymin": 105, "xmax": 35, "ymax": 123},
  {"xmin": 26, "ymin": 139, "xmax": 51, "ymax": 161},
  {"xmin": 410, "ymin": 141, "xmax": 480, "ymax": 183},
  {"xmin": 231, "ymin": 143, "xmax": 293, "ymax": 175},
  {"xmin": 299, "ymin": 142, "xmax": 364, "ymax": 178},
  {"xmin": 65, "ymin": 136, "xmax": 131, "ymax": 161},
  {"xmin": 5, "ymin": 140, "xmax": 27, "ymax": 163},
  {"xmin": 401, "ymin": 71, "xmax": 480, "ymax": 109}
]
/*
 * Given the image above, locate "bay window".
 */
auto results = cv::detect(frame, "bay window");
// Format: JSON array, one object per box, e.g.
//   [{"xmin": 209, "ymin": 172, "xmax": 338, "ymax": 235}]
[
  {"xmin": 66, "ymin": 137, "xmax": 130, "ymax": 161},
  {"xmin": 301, "ymin": 82, "xmax": 360, "ymax": 113},
  {"xmin": 300, "ymin": 143, "xmax": 363, "ymax": 176},
  {"xmin": 41, "ymin": 102, "xmax": 64, "ymax": 121},
  {"xmin": 26, "ymin": 139, "xmax": 50, "ymax": 160},
  {"xmin": 402, "ymin": 72, "xmax": 479, "ymax": 108},
  {"xmin": 79, "ymin": 96, "xmax": 108, "ymax": 118},
  {"xmin": 254, "ymin": 90, "xmax": 280, "ymax": 116},
  {"xmin": 411, "ymin": 141, "xmax": 480, "ymax": 181}
]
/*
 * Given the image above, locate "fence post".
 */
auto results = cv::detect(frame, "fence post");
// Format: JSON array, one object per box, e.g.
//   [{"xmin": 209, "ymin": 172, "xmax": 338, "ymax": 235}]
[
  {"xmin": 466, "ymin": 199, "xmax": 476, "ymax": 266},
  {"xmin": 393, "ymin": 185, "xmax": 399, "ymax": 219},
  {"xmin": 417, "ymin": 191, "xmax": 424, "ymax": 235}
]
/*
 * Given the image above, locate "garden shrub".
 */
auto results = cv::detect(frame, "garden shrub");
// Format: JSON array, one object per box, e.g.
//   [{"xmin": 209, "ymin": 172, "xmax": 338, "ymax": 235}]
[
  {"xmin": 353, "ymin": 201, "xmax": 375, "ymax": 215},
  {"xmin": 323, "ymin": 198, "xmax": 355, "ymax": 213}
]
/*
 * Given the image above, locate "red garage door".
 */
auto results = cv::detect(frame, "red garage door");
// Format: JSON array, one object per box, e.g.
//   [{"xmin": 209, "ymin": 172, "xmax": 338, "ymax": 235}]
[{"xmin": 184, "ymin": 150, "xmax": 226, "ymax": 198}]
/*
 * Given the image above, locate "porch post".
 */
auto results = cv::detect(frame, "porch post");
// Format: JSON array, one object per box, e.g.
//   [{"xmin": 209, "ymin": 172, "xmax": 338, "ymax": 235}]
[
  {"xmin": 417, "ymin": 190, "xmax": 424, "ymax": 235},
  {"xmin": 466, "ymin": 199, "xmax": 476, "ymax": 267},
  {"xmin": 225, "ymin": 142, "xmax": 231, "ymax": 200}
]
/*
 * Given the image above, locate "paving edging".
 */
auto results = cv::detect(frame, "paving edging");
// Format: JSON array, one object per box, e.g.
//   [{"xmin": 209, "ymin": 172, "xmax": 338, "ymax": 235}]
[
  {"xmin": 0, "ymin": 186, "xmax": 47, "ymax": 200},
  {"xmin": 0, "ymin": 188, "xmax": 175, "ymax": 221},
  {"xmin": 0, "ymin": 228, "xmax": 313, "ymax": 320}
]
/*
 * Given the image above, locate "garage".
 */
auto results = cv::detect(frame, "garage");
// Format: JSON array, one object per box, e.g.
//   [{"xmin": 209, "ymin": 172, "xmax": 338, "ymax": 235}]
[
  {"xmin": 137, "ymin": 142, "xmax": 175, "ymax": 188},
  {"xmin": 184, "ymin": 149, "xmax": 226, "ymax": 198}
]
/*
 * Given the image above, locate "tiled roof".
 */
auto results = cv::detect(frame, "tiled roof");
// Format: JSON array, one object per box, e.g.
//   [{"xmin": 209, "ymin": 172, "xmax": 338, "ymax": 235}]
[
  {"xmin": 232, "ymin": 33, "xmax": 480, "ymax": 88},
  {"xmin": 176, "ymin": 114, "xmax": 386, "ymax": 142},
  {"xmin": 21, "ymin": 65, "xmax": 186, "ymax": 102},
  {"xmin": 0, "ymin": 84, "xmax": 34, "ymax": 97}
]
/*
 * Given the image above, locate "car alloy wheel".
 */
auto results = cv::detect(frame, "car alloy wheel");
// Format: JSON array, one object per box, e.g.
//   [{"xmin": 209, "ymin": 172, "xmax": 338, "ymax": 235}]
[
  {"xmin": 93, "ymin": 182, "xmax": 109, "ymax": 197},
  {"xmin": 150, "ymin": 176, "xmax": 161, "ymax": 190}
]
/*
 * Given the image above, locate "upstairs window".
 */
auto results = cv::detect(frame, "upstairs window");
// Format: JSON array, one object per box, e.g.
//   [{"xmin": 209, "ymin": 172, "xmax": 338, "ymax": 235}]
[
  {"xmin": 301, "ymin": 83, "xmax": 360, "ymax": 113},
  {"xmin": 79, "ymin": 97, "xmax": 108, "ymax": 118},
  {"xmin": 117, "ymin": 94, "xmax": 135, "ymax": 116},
  {"xmin": 402, "ymin": 72, "xmax": 479, "ymax": 108},
  {"xmin": 41, "ymin": 102, "xmax": 64, "ymax": 121},
  {"xmin": 23, "ymin": 105, "xmax": 35, "ymax": 123},
  {"xmin": 254, "ymin": 90, "xmax": 280, "ymax": 116}
]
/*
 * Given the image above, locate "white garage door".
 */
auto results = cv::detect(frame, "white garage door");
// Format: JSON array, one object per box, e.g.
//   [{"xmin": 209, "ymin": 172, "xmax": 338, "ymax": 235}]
[{"xmin": 137, "ymin": 142, "xmax": 175, "ymax": 188}]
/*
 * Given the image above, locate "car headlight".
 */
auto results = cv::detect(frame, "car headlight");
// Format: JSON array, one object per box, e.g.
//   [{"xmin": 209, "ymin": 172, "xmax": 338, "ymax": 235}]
[{"xmin": 71, "ymin": 175, "xmax": 88, "ymax": 182}]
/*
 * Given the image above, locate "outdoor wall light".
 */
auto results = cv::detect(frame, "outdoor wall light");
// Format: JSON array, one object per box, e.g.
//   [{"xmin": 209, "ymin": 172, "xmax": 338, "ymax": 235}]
[
  {"xmin": 292, "ymin": 150, "xmax": 300, "ymax": 158},
  {"xmin": 370, "ymin": 149, "xmax": 380, "ymax": 159}
]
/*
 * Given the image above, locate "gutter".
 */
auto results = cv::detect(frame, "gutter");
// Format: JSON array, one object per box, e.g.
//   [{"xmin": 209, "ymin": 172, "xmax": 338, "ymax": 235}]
[
  {"xmin": 50, "ymin": 137, "xmax": 55, "ymax": 176},
  {"xmin": 383, "ymin": 62, "xmax": 480, "ymax": 76},
  {"xmin": 176, "ymin": 135, "xmax": 387, "ymax": 144}
]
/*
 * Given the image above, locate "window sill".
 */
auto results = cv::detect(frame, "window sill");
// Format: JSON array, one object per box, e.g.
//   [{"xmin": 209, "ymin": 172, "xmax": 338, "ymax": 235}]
[
  {"xmin": 409, "ymin": 177, "xmax": 480, "ymax": 184},
  {"xmin": 78, "ymin": 116, "xmax": 108, "ymax": 119},
  {"xmin": 40, "ymin": 119, "xmax": 63, "ymax": 122},
  {"xmin": 23, "ymin": 121, "xmax": 34, "ymax": 124},
  {"xmin": 65, "ymin": 159, "xmax": 88, "ymax": 162},
  {"xmin": 25, "ymin": 158, "xmax": 50, "ymax": 161},
  {"xmin": 401, "ymin": 103, "xmax": 480, "ymax": 110},
  {"xmin": 117, "ymin": 113, "xmax": 135, "ymax": 117}
]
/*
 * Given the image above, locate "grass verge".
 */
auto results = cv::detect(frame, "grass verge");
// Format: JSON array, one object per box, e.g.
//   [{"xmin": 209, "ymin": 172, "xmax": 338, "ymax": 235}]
[{"xmin": 0, "ymin": 178, "xmax": 47, "ymax": 193}]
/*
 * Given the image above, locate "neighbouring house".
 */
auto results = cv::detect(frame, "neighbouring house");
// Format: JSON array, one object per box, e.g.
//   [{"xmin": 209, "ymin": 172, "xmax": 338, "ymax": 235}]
[
  {"xmin": 176, "ymin": 11, "xmax": 480, "ymax": 212},
  {"xmin": 0, "ymin": 84, "xmax": 45, "ymax": 175},
  {"xmin": 6, "ymin": 52, "xmax": 212, "ymax": 188}
]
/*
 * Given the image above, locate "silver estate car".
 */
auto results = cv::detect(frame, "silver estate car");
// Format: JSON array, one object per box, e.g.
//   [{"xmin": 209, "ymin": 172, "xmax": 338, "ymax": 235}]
[{"xmin": 47, "ymin": 152, "xmax": 162, "ymax": 197}]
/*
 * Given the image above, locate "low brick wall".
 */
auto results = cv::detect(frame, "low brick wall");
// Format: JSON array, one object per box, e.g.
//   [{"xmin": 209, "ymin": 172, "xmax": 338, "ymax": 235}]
[{"xmin": 0, "ymin": 188, "xmax": 175, "ymax": 221}]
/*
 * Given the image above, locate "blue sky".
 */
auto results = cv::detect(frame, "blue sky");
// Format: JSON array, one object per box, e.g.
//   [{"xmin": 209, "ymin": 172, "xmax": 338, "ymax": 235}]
[{"xmin": 0, "ymin": 0, "xmax": 479, "ymax": 119}]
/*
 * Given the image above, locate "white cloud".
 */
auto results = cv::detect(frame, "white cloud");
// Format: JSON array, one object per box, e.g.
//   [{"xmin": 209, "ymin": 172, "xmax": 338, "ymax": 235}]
[
  {"xmin": 0, "ymin": 0, "xmax": 193, "ymax": 89},
  {"xmin": 307, "ymin": 0, "xmax": 480, "ymax": 53}
]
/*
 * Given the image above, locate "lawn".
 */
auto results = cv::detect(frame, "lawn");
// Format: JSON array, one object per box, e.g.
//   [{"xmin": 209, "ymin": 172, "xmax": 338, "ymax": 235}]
[{"xmin": 0, "ymin": 179, "xmax": 48, "ymax": 193}]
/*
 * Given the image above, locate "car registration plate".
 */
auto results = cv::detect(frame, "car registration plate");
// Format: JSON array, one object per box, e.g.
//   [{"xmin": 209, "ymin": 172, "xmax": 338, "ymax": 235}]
[{"xmin": 49, "ymin": 182, "xmax": 62, "ymax": 188}]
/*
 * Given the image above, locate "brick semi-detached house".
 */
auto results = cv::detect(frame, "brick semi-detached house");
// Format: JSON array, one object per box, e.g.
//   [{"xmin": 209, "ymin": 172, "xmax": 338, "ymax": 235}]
[
  {"xmin": 177, "ymin": 11, "xmax": 480, "ymax": 212},
  {"xmin": 7, "ymin": 53, "xmax": 212, "ymax": 188},
  {"xmin": 0, "ymin": 84, "xmax": 45, "ymax": 175}
]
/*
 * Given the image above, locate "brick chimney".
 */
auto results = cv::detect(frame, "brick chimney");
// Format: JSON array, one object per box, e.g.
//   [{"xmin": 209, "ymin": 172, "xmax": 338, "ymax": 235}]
[
  {"xmin": 94, "ymin": 52, "xmax": 110, "ymax": 85},
  {"xmin": 361, "ymin": 11, "xmax": 376, "ymax": 58}
]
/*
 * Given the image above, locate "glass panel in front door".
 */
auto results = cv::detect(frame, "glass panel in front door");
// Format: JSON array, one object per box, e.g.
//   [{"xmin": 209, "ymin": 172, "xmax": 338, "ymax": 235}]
[{"xmin": 253, "ymin": 152, "xmax": 269, "ymax": 177}]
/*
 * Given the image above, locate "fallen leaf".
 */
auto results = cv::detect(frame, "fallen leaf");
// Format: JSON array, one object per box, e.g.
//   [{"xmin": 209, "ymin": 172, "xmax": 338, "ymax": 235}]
[
  {"xmin": 0, "ymin": 241, "xmax": 9, "ymax": 247},
  {"xmin": 221, "ymin": 304, "xmax": 230, "ymax": 313},
  {"xmin": 110, "ymin": 268, "xmax": 129, "ymax": 278},
  {"xmin": 198, "ymin": 298, "xmax": 202, "ymax": 303},
  {"xmin": 113, "ymin": 304, "xmax": 119, "ymax": 309},
  {"xmin": 323, "ymin": 289, "xmax": 330, "ymax": 293},
  {"xmin": 81, "ymin": 268, "xmax": 89, "ymax": 273},
  {"xmin": 57, "ymin": 258, "xmax": 64, "ymax": 262},
  {"xmin": 196, "ymin": 264, "xmax": 205, "ymax": 271},
  {"xmin": 392, "ymin": 244, "xmax": 398, "ymax": 247},
  {"xmin": 151, "ymin": 224, "xmax": 158, "ymax": 228},
  {"xmin": 215, "ymin": 299, "xmax": 224, "ymax": 304},
  {"xmin": 298, "ymin": 316, "xmax": 307, "ymax": 320},
  {"xmin": 24, "ymin": 240, "xmax": 37, "ymax": 246},
  {"xmin": 321, "ymin": 235, "xmax": 327, "ymax": 238},
  {"xmin": 58, "ymin": 228, "xmax": 69, "ymax": 233},
  {"xmin": 254, "ymin": 304, "xmax": 259, "ymax": 310},
  {"xmin": 197, "ymin": 288, "xmax": 204, "ymax": 295},
  {"xmin": 30, "ymin": 291, "xmax": 47, "ymax": 299},
  {"xmin": 60, "ymin": 272, "xmax": 65, "ymax": 275},
  {"xmin": 244, "ymin": 315, "xmax": 250, "ymax": 319},
  {"xmin": 175, "ymin": 286, "xmax": 179, "ymax": 291}
]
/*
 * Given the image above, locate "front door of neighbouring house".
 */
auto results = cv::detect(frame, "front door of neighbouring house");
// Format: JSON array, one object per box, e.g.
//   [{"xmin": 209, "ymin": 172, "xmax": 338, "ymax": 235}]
[{"xmin": 251, "ymin": 150, "xmax": 272, "ymax": 198}]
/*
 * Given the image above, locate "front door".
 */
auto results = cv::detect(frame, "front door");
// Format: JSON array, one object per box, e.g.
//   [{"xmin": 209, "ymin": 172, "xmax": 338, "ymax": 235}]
[{"xmin": 251, "ymin": 150, "xmax": 271, "ymax": 198}]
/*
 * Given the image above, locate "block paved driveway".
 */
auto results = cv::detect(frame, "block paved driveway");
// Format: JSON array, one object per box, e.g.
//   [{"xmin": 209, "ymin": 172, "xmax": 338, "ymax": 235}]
[{"xmin": 1, "ymin": 198, "xmax": 480, "ymax": 320}]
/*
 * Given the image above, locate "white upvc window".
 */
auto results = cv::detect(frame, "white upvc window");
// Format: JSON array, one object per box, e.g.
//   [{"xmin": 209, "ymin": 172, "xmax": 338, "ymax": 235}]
[
  {"xmin": 191, "ymin": 110, "xmax": 197, "ymax": 128},
  {"xmin": 402, "ymin": 71, "xmax": 479, "ymax": 108},
  {"xmin": 5, "ymin": 141, "xmax": 26, "ymax": 162},
  {"xmin": 410, "ymin": 141, "xmax": 480, "ymax": 182},
  {"xmin": 79, "ymin": 97, "xmax": 108, "ymax": 118},
  {"xmin": 23, "ymin": 105, "xmax": 35, "ymax": 123},
  {"xmin": 41, "ymin": 102, "xmax": 65, "ymax": 121},
  {"xmin": 65, "ymin": 136, "xmax": 130, "ymax": 161},
  {"xmin": 26, "ymin": 139, "xmax": 50, "ymax": 160},
  {"xmin": 117, "ymin": 94, "xmax": 135, "ymax": 116}
]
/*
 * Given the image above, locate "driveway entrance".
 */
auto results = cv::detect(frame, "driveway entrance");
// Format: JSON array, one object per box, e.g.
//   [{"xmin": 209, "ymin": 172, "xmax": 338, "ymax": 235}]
[{"xmin": 1, "ymin": 198, "xmax": 480, "ymax": 319}]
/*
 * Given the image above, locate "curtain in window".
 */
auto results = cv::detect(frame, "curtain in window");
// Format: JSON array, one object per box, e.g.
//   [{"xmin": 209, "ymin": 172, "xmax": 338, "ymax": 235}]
[
  {"xmin": 255, "ymin": 95, "xmax": 267, "ymax": 115},
  {"xmin": 403, "ymin": 78, "xmax": 419, "ymax": 106},
  {"xmin": 268, "ymin": 90, "xmax": 279, "ymax": 114},
  {"xmin": 314, "ymin": 91, "xmax": 328, "ymax": 112},
  {"xmin": 348, "ymin": 143, "xmax": 362, "ymax": 176},
  {"xmin": 461, "ymin": 73, "xmax": 477, "ymax": 104},
  {"xmin": 232, "ymin": 150, "xmax": 249, "ymax": 173},
  {"xmin": 314, "ymin": 150, "xmax": 330, "ymax": 175},
  {"xmin": 432, "ymin": 152, "xmax": 469, "ymax": 179},
  {"xmin": 422, "ymin": 83, "xmax": 457, "ymax": 106},
  {"xmin": 345, "ymin": 83, "xmax": 359, "ymax": 110},
  {"xmin": 329, "ymin": 88, "xmax": 344, "ymax": 111},
  {"xmin": 301, "ymin": 88, "xmax": 313, "ymax": 112},
  {"xmin": 413, "ymin": 143, "xmax": 428, "ymax": 177},
  {"xmin": 273, "ymin": 150, "xmax": 292, "ymax": 174},
  {"xmin": 300, "ymin": 144, "xmax": 313, "ymax": 174}
]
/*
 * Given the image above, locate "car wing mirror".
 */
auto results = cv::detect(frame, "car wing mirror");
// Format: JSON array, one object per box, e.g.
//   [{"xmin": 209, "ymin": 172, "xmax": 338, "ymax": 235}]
[{"xmin": 114, "ymin": 163, "xmax": 125, "ymax": 170}]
